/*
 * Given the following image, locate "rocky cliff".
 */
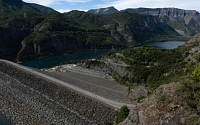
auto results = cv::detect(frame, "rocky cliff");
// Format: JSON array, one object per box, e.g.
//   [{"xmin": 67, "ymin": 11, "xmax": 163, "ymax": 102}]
[
  {"xmin": 125, "ymin": 8, "xmax": 200, "ymax": 36},
  {"xmin": 125, "ymin": 8, "xmax": 199, "ymax": 18},
  {"xmin": 121, "ymin": 82, "xmax": 199, "ymax": 125},
  {"xmin": 89, "ymin": 7, "xmax": 200, "ymax": 36}
]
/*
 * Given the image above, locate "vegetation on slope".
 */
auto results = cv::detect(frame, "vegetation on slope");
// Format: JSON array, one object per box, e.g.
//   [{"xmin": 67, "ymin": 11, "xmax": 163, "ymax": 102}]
[
  {"xmin": 66, "ymin": 11, "xmax": 185, "ymax": 45},
  {"xmin": 84, "ymin": 34, "xmax": 200, "ymax": 92},
  {"xmin": 115, "ymin": 106, "xmax": 130, "ymax": 124},
  {"xmin": 0, "ymin": 0, "xmax": 190, "ymax": 62}
]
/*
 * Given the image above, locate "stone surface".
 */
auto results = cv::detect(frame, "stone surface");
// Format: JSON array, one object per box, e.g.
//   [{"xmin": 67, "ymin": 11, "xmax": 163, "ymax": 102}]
[
  {"xmin": 0, "ymin": 61, "xmax": 116, "ymax": 124},
  {"xmin": 121, "ymin": 82, "xmax": 198, "ymax": 125}
]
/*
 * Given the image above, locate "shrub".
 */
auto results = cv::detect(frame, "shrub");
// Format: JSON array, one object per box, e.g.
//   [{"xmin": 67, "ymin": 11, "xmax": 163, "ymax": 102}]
[
  {"xmin": 135, "ymin": 95, "xmax": 145, "ymax": 103},
  {"xmin": 195, "ymin": 91, "xmax": 200, "ymax": 106},
  {"xmin": 115, "ymin": 106, "xmax": 130, "ymax": 124},
  {"xmin": 192, "ymin": 66, "xmax": 200, "ymax": 81},
  {"xmin": 155, "ymin": 93, "xmax": 172, "ymax": 104}
]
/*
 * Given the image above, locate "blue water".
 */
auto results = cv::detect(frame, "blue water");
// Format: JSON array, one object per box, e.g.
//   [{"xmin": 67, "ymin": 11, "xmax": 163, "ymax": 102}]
[
  {"xmin": 146, "ymin": 41, "xmax": 185, "ymax": 49},
  {"xmin": 21, "ymin": 50, "xmax": 108, "ymax": 69},
  {"xmin": 20, "ymin": 42, "xmax": 185, "ymax": 69}
]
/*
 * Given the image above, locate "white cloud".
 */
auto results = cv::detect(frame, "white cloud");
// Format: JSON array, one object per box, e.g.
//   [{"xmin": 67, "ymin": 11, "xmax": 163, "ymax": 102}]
[
  {"xmin": 23, "ymin": 0, "xmax": 91, "ymax": 6},
  {"xmin": 98, "ymin": 0, "xmax": 200, "ymax": 11},
  {"xmin": 56, "ymin": 9, "xmax": 87, "ymax": 13},
  {"xmin": 56, "ymin": 9, "xmax": 72, "ymax": 13}
]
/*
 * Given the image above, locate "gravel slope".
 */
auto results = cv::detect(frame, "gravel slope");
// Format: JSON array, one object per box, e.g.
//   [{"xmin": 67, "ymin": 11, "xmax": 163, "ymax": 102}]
[
  {"xmin": 0, "ymin": 60, "xmax": 120, "ymax": 124},
  {"xmin": 0, "ymin": 71, "xmax": 93, "ymax": 125},
  {"xmin": 40, "ymin": 70, "xmax": 133, "ymax": 104}
]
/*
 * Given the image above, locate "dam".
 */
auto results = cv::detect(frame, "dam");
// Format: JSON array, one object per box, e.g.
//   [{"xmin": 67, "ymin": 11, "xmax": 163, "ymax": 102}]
[{"xmin": 0, "ymin": 60, "xmax": 117, "ymax": 125}]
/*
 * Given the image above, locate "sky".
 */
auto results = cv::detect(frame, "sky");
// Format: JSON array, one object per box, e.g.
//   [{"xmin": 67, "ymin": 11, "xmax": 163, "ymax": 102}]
[{"xmin": 23, "ymin": 0, "xmax": 200, "ymax": 13}]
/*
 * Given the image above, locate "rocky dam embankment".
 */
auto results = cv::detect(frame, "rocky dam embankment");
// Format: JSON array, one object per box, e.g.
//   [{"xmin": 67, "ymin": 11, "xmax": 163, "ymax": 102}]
[{"xmin": 0, "ymin": 60, "xmax": 116, "ymax": 125}]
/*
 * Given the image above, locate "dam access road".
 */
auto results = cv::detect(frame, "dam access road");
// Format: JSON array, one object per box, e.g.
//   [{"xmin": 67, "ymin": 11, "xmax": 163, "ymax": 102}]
[{"xmin": 0, "ymin": 59, "xmax": 135, "ymax": 125}]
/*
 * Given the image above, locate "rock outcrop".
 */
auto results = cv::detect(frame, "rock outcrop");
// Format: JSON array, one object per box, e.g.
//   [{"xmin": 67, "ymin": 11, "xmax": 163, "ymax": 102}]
[
  {"xmin": 125, "ymin": 8, "xmax": 200, "ymax": 35},
  {"xmin": 125, "ymin": 8, "xmax": 199, "ymax": 19},
  {"xmin": 121, "ymin": 82, "xmax": 199, "ymax": 125}
]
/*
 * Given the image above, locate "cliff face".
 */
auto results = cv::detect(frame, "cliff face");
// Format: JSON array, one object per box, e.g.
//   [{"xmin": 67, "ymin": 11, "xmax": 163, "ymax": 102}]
[
  {"xmin": 126, "ymin": 8, "xmax": 198, "ymax": 18},
  {"xmin": 125, "ymin": 8, "xmax": 200, "ymax": 36}
]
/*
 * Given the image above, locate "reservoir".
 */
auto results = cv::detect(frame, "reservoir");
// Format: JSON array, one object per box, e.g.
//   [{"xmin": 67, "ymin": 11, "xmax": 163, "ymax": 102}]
[
  {"xmin": 146, "ymin": 41, "xmax": 185, "ymax": 49},
  {"xmin": 20, "ymin": 41, "xmax": 185, "ymax": 69},
  {"xmin": 21, "ymin": 50, "xmax": 108, "ymax": 69}
]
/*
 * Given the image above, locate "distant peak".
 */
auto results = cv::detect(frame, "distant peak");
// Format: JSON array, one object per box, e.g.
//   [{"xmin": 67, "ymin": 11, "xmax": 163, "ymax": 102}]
[
  {"xmin": 107, "ymin": 6, "xmax": 116, "ymax": 9},
  {"xmin": 88, "ymin": 6, "xmax": 118, "ymax": 14}
]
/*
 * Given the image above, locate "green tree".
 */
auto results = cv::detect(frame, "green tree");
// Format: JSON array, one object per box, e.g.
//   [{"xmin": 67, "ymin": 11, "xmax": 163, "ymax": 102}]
[
  {"xmin": 115, "ymin": 106, "xmax": 130, "ymax": 124},
  {"xmin": 192, "ymin": 66, "xmax": 200, "ymax": 81}
]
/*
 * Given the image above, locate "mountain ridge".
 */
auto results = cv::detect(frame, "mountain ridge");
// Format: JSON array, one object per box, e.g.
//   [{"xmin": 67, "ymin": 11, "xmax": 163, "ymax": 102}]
[
  {"xmin": 88, "ymin": 6, "xmax": 200, "ymax": 36},
  {"xmin": 0, "ymin": 1, "xmax": 188, "ymax": 62},
  {"xmin": 88, "ymin": 6, "xmax": 118, "ymax": 14}
]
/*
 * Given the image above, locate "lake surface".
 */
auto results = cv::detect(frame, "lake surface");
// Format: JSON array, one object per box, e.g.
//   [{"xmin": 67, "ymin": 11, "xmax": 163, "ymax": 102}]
[
  {"xmin": 21, "ymin": 50, "xmax": 108, "ymax": 69},
  {"xmin": 20, "ymin": 42, "xmax": 185, "ymax": 69},
  {"xmin": 146, "ymin": 41, "xmax": 185, "ymax": 49}
]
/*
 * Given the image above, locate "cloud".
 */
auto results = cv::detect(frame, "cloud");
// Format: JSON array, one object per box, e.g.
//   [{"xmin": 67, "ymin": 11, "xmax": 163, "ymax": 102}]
[
  {"xmin": 56, "ymin": 9, "xmax": 87, "ymax": 13},
  {"xmin": 98, "ymin": 0, "xmax": 200, "ymax": 11},
  {"xmin": 23, "ymin": 0, "xmax": 91, "ymax": 6},
  {"xmin": 56, "ymin": 9, "xmax": 72, "ymax": 13}
]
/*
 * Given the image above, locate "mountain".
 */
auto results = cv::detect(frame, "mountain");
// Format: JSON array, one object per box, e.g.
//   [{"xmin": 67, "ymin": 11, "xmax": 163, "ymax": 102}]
[
  {"xmin": 67, "ymin": 11, "xmax": 182, "ymax": 45},
  {"xmin": 88, "ymin": 6, "xmax": 118, "ymax": 14},
  {"xmin": 125, "ymin": 8, "xmax": 199, "ymax": 18},
  {"xmin": 124, "ymin": 8, "xmax": 200, "ymax": 36},
  {"xmin": 29, "ymin": 3, "xmax": 56, "ymax": 13},
  {"xmin": 18, "ymin": 10, "xmax": 182, "ymax": 61},
  {"xmin": 0, "ymin": 1, "xmax": 185, "ymax": 62},
  {"xmin": 89, "ymin": 7, "xmax": 200, "ymax": 36},
  {"xmin": 0, "ymin": 0, "xmax": 46, "ymax": 61}
]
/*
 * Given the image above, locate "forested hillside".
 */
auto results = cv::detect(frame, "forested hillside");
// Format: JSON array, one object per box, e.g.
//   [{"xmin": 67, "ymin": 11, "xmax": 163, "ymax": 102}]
[{"xmin": 0, "ymin": 0, "xmax": 187, "ymax": 62}]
